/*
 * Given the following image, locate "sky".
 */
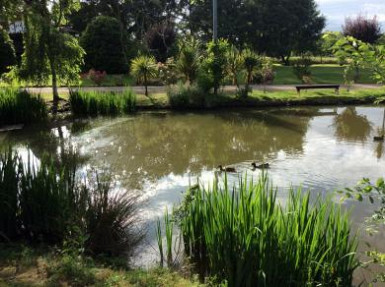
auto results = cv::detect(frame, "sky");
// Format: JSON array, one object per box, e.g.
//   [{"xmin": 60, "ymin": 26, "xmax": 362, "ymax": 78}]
[{"xmin": 316, "ymin": 0, "xmax": 385, "ymax": 31}]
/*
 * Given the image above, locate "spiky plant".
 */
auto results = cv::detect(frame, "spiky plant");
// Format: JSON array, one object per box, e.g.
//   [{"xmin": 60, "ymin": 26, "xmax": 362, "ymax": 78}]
[{"xmin": 130, "ymin": 55, "xmax": 158, "ymax": 97}]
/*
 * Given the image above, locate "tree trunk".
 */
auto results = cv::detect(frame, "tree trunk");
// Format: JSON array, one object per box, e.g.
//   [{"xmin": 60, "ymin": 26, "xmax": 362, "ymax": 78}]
[
  {"xmin": 144, "ymin": 73, "xmax": 148, "ymax": 97},
  {"xmin": 50, "ymin": 59, "xmax": 59, "ymax": 113}
]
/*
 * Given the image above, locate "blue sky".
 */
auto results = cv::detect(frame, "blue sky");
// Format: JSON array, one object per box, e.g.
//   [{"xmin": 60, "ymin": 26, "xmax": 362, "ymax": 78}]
[{"xmin": 316, "ymin": 0, "xmax": 385, "ymax": 31}]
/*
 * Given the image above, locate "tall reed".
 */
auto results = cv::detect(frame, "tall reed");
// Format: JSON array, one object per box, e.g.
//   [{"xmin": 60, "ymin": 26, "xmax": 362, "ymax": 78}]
[
  {"xmin": 69, "ymin": 89, "xmax": 136, "ymax": 116},
  {"xmin": 179, "ymin": 175, "xmax": 358, "ymax": 287},
  {"xmin": 0, "ymin": 150, "xmax": 142, "ymax": 257},
  {"xmin": 0, "ymin": 87, "xmax": 47, "ymax": 125}
]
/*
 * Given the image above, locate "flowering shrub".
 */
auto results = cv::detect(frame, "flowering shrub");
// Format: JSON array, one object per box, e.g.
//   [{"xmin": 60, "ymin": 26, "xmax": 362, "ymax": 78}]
[{"xmin": 82, "ymin": 69, "xmax": 107, "ymax": 86}]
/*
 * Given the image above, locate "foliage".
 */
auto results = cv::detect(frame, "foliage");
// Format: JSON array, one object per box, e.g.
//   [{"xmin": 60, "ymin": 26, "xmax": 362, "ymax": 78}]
[
  {"xmin": 0, "ymin": 150, "xmax": 142, "ymax": 257},
  {"xmin": 145, "ymin": 21, "xmax": 177, "ymax": 62},
  {"xmin": 82, "ymin": 69, "xmax": 107, "ymax": 87},
  {"xmin": 81, "ymin": 16, "xmax": 128, "ymax": 74},
  {"xmin": 199, "ymin": 39, "xmax": 229, "ymax": 95},
  {"xmin": 0, "ymin": 26, "xmax": 16, "ymax": 75},
  {"xmin": 17, "ymin": 0, "xmax": 84, "ymax": 102},
  {"xmin": 167, "ymin": 82, "xmax": 206, "ymax": 109},
  {"xmin": 328, "ymin": 34, "xmax": 385, "ymax": 84},
  {"xmin": 131, "ymin": 55, "xmax": 158, "ymax": 97},
  {"xmin": 176, "ymin": 37, "xmax": 201, "ymax": 84},
  {"xmin": 179, "ymin": 175, "xmax": 358, "ymax": 287},
  {"xmin": 69, "ymin": 90, "xmax": 136, "ymax": 116},
  {"xmin": 343, "ymin": 15, "xmax": 382, "ymax": 44},
  {"xmin": 158, "ymin": 58, "xmax": 178, "ymax": 85},
  {"xmin": 242, "ymin": 49, "xmax": 262, "ymax": 95},
  {"xmin": 292, "ymin": 53, "xmax": 313, "ymax": 83},
  {"xmin": 0, "ymin": 87, "xmax": 47, "ymax": 126}
]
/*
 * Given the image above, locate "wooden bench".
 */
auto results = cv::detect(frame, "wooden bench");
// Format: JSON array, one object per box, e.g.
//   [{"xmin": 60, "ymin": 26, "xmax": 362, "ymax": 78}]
[{"xmin": 296, "ymin": 84, "xmax": 340, "ymax": 95}]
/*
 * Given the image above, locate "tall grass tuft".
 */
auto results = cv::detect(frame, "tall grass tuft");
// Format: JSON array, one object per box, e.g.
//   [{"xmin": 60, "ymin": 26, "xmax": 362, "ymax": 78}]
[
  {"xmin": 69, "ymin": 89, "xmax": 136, "ymax": 116},
  {"xmin": 179, "ymin": 175, "xmax": 358, "ymax": 287},
  {"xmin": 0, "ymin": 150, "xmax": 142, "ymax": 258},
  {"xmin": 0, "ymin": 87, "xmax": 47, "ymax": 126}
]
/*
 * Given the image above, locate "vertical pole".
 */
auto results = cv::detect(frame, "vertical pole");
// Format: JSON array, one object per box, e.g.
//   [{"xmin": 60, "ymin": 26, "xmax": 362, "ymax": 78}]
[{"xmin": 213, "ymin": 0, "xmax": 218, "ymax": 41}]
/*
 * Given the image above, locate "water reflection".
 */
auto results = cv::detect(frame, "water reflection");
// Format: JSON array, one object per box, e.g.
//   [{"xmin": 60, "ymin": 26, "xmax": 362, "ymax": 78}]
[{"xmin": 333, "ymin": 107, "xmax": 372, "ymax": 142}]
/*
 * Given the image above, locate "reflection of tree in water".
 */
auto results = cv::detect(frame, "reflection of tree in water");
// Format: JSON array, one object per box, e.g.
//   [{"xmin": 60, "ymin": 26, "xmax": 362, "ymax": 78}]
[
  {"xmin": 333, "ymin": 107, "xmax": 372, "ymax": 142},
  {"xmin": 87, "ymin": 110, "xmax": 312, "ymax": 189}
]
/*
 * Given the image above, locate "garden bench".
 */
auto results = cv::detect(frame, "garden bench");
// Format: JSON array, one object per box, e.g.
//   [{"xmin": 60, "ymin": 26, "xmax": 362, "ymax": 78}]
[{"xmin": 296, "ymin": 84, "xmax": 340, "ymax": 95}]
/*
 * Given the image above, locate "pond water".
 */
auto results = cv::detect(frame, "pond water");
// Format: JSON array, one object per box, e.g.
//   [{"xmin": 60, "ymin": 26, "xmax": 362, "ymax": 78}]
[{"xmin": 1, "ymin": 105, "xmax": 385, "ymax": 284}]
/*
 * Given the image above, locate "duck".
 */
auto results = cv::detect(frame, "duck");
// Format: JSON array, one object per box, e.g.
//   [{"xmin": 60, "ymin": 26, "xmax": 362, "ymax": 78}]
[
  {"xmin": 374, "ymin": 135, "xmax": 384, "ymax": 142},
  {"xmin": 251, "ymin": 162, "xmax": 270, "ymax": 169},
  {"xmin": 217, "ymin": 165, "xmax": 236, "ymax": 173}
]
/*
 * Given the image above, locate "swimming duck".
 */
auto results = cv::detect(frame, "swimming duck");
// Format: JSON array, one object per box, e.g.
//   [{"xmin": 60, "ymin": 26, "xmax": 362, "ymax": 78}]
[
  {"xmin": 217, "ymin": 165, "xmax": 236, "ymax": 173},
  {"xmin": 251, "ymin": 162, "xmax": 270, "ymax": 169},
  {"xmin": 374, "ymin": 135, "xmax": 384, "ymax": 142}
]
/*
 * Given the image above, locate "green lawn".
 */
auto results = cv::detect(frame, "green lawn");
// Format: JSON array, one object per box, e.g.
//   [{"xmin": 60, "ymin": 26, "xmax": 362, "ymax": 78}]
[{"xmin": 272, "ymin": 65, "xmax": 375, "ymax": 85}]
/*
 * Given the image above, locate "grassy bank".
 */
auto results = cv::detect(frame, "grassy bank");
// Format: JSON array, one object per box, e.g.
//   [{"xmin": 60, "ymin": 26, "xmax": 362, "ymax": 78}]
[{"xmin": 0, "ymin": 245, "xmax": 199, "ymax": 287}]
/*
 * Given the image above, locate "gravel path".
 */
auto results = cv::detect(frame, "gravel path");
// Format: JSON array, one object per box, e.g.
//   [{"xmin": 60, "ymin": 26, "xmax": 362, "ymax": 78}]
[{"xmin": 26, "ymin": 83, "xmax": 383, "ymax": 95}]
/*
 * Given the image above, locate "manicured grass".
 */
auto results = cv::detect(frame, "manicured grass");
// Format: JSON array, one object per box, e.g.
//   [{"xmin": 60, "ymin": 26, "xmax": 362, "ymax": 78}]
[
  {"xmin": 273, "ymin": 65, "xmax": 375, "ymax": 85},
  {"xmin": 80, "ymin": 74, "xmax": 135, "ymax": 87}
]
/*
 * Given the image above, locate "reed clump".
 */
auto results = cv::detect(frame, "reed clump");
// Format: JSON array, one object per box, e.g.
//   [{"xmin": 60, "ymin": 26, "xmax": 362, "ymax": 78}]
[
  {"xmin": 0, "ymin": 87, "xmax": 47, "ymax": 126},
  {"xmin": 69, "ymin": 89, "xmax": 136, "ymax": 116},
  {"xmin": 0, "ymin": 150, "xmax": 142, "ymax": 258},
  {"xmin": 179, "ymin": 175, "xmax": 358, "ymax": 287}
]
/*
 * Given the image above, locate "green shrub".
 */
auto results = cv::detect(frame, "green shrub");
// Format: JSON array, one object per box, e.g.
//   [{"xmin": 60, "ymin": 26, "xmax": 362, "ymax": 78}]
[
  {"xmin": 293, "ymin": 54, "xmax": 313, "ymax": 83},
  {"xmin": 179, "ymin": 175, "xmax": 358, "ymax": 287},
  {"xmin": 81, "ymin": 16, "xmax": 128, "ymax": 74},
  {"xmin": 167, "ymin": 83, "xmax": 206, "ymax": 109},
  {"xmin": 176, "ymin": 37, "xmax": 201, "ymax": 83},
  {"xmin": 69, "ymin": 90, "xmax": 136, "ymax": 116},
  {"xmin": 199, "ymin": 39, "xmax": 229, "ymax": 95},
  {"xmin": 0, "ymin": 87, "xmax": 47, "ymax": 126},
  {"xmin": 0, "ymin": 27, "xmax": 16, "ymax": 76}
]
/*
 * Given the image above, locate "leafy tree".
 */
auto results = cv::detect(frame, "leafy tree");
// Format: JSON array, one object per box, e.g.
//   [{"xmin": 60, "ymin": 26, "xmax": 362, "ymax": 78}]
[
  {"xmin": 81, "ymin": 16, "xmax": 128, "ymax": 73},
  {"xmin": 130, "ymin": 55, "xmax": 157, "ymax": 97},
  {"xmin": 242, "ymin": 49, "xmax": 262, "ymax": 94},
  {"xmin": 343, "ymin": 15, "xmax": 381, "ymax": 44},
  {"xmin": 17, "ymin": 0, "xmax": 84, "ymax": 109},
  {"xmin": 0, "ymin": 26, "xmax": 16, "ymax": 75},
  {"xmin": 145, "ymin": 21, "xmax": 177, "ymax": 63}
]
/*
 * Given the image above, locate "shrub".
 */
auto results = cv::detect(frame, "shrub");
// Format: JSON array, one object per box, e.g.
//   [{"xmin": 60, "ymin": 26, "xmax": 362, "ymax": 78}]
[
  {"xmin": 84, "ymin": 69, "xmax": 107, "ymax": 86},
  {"xmin": 343, "ymin": 14, "xmax": 381, "ymax": 44},
  {"xmin": 176, "ymin": 37, "xmax": 201, "ymax": 84},
  {"xmin": 158, "ymin": 58, "xmax": 178, "ymax": 85},
  {"xmin": 167, "ymin": 83, "xmax": 206, "ymax": 109},
  {"xmin": 292, "ymin": 54, "xmax": 313, "ymax": 83},
  {"xmin": 0, "ymin": 87, "xmax": 47, "ymax": 126},
  {"xmin": 199, "ymin": 39, "xmax": 229, "ymax": 95},
  {"xmin": 81, "ymin": 16, "xmax": 128, "ymax": 74},
  {"xmin": 179, "ymin": 175, "xmax": 358, "ymax": 287},
  {"xmin": 69, "ymin": 90, "xmax": 136, "ymax": 116},
  {"xmin": 0, "ymin": 27, "xmax": 16, "ymax": 76}
]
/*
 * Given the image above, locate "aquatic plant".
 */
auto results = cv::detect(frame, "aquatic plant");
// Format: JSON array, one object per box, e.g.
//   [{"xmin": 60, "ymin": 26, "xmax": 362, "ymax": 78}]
[
  {"xmin": 179, "ymin": 175, "xmax": 358, "ymax": 287},
  {"xmin": 0, "ymin": 150, "xmax": 142, "ymax": 258},
  {"xmin": 69, "ymin": 89, "xmax": 136, "ymax": 116},
  {"xmin": 0, "ymin": 87, "xmax": 47, "ymax": 126}
]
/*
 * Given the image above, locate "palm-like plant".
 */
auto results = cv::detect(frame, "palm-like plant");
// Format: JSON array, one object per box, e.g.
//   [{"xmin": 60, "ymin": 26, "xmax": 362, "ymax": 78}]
[
  {"xmin": 131, "ymin": 55, "xmax": 158, "ymax": 97},
  {"xmin": 176, "ymin": 37, "xmax": 201, "ymax": 83},
  {"xmin": 242, "ymin": 49, "xmax": 262, "ymax": 93}
]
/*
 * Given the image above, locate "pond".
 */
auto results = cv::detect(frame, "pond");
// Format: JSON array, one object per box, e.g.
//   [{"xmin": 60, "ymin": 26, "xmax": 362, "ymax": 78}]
[{"xmin": 1, "ymin": 105, "xmax": 385, "ymax": 284}]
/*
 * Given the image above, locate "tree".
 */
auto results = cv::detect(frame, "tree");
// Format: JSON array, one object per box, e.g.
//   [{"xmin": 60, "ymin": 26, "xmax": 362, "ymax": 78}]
[
  {"xmin": 184, "ymin": 0, "xmax": 325, "ymax": 64},
  {"xmin": 145, "ymin": 21, "xmax": 177, "ymax": 63},
  {"xmin": 81, "ymin": 16, "xmax": 128, "ymax": 73},
  {"xmin": 343, "ymin": 15, "xmax": 381, "ymax": 44},
  {"xmin": 130, "ymin": 55, "xmax": 157, "ymax": 97},
  {"xmin": 0, "ymin": 26, "xmax": 16, "ymax": 75},
  {"xmin": 17, "ymin": 0, "xmax": 84, "ymax": 109}
]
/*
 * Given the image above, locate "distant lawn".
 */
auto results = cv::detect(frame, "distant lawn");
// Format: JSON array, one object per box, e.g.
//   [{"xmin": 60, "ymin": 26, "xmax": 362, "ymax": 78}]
[{"xmin": 273, "ymin": 65, "xmax": 375, "ymax": 85}]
